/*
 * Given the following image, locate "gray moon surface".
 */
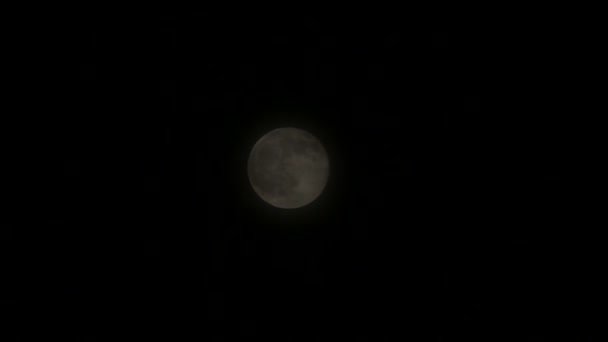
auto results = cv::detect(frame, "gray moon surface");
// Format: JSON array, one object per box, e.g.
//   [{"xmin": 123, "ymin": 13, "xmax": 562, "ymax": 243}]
[{"xmin": 247, "ymin": 127, "xmax": 329, "ymax": 209}]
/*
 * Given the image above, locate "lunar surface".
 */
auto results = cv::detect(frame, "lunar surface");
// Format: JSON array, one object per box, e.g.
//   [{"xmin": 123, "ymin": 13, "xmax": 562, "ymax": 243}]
[{"xmin": 247, "ymin": 127, "xmax": 329, "ymax": 209}]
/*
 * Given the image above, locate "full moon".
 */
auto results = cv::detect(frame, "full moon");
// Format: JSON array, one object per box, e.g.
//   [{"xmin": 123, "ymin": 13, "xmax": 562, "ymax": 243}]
[{"xmin": 247, "ymin": 127, "xmax": 329, "ymax": 209}]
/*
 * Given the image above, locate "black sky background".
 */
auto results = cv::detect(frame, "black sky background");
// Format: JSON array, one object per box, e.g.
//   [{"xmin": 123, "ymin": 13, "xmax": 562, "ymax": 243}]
[{"xmin": 29, "ymin": 6, "xmax": 599, "ymax": 339}]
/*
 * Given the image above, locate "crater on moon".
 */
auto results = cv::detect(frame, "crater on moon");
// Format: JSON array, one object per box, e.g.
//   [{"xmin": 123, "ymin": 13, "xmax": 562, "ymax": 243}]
[{"xmin": 247, "ymin": 127, "xmax": 329, "ymax": 209}]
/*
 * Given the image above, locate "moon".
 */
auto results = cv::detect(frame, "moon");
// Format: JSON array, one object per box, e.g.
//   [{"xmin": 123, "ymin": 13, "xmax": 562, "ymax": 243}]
[{"xmin": 247, "ymin": 127, "xmax": 329, "ymax": 209}]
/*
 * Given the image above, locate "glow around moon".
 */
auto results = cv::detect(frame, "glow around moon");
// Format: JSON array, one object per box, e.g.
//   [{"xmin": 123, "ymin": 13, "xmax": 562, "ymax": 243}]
[{"xmin": 247, "ymin": 127, "xmax": 329, "ymax": 209}]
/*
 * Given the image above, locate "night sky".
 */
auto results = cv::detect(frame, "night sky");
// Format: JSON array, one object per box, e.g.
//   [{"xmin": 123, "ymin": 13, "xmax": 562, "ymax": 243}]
[{"xmin": 34, "ymin": 7, "xmax": 596, "ymax": 339}]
